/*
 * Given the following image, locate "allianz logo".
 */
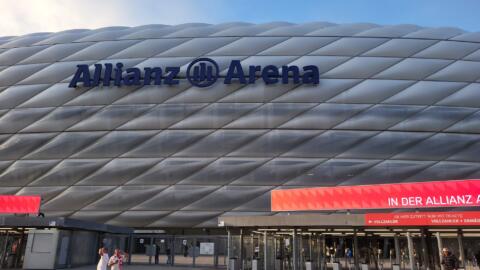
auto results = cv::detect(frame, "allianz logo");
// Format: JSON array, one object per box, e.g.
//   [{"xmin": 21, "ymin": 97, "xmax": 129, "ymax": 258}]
[{"xmin": 68, "ymin": 58, "xmax": 319, "ymax": 88}]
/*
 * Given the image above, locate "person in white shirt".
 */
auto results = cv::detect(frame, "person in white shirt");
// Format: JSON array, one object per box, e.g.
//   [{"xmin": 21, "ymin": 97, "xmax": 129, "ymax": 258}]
[
  {"xmin": 97, "ymin": 248, "xmax": 109, "ymax": 270},
  {"xmin": 108, "ymin": 249, "xmax": 127, "ymax": 270}
]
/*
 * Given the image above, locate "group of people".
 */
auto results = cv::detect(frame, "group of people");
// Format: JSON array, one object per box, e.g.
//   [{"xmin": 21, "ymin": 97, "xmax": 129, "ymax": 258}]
[{"xmin": 97, "ymin": 248, "xmax": 128, "ymax": 270}]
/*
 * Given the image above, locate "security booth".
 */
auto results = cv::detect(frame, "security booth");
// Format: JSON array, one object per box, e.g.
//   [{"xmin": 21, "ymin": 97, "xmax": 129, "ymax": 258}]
[{"xmin": 0, "ymin": 216, "xmax": 132, "ymax": 269}]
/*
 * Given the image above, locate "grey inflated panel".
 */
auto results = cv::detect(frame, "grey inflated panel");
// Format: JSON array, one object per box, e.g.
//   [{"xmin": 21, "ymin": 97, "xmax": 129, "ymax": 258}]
[
  {"xmin": 147, "ymin": 211, "xmax": 221, "ymax": 228},
  {"xmin": 393, "ymin": 133, "xmax": 478, "ymax": 161},
  {"xmin": 307, "ymin": 23, "xmax": 378, "ymax": 36},
  {"xmin": 171, "ymin": 103, "xmax": 260, "ymax": 129},
  {"xmin": 310, "ymin": 38, "xmax": 387, "ymax": 56},
  {"xmin": 336, "ymin": 105, "xmax": 424, "ymax": 130},
  {"xmin": 464, "ymin": 49, "xmax": 480, "ymax": 61},
  {"xmin": 285, "ymin": 159, "xmax": 381, "ymax": 186},
  {"xmin": 175, "ymin": 130, "xmax": 267, "ymax": 157},
  {"xmin": 228, "ymin": 130, "xmax": 321, "ymax": 157},
  {"xmin": 342, "ymin": 160, "xmax": 435, "ymax": 185},
  {"xmin": 0, "ymin": 160, "xmax": 59, "ymax": 186},
  {"xmin": 62, "ymin": 40, "xmax": 140, "ymax": 61},
  {"xmin": 280, "ymin": 103, "xmax": 370, "ymax": 129},
  {"xmin": 231, "ymin": 158, "xmax": 323, "ymax": 186},
  {"xmin": 160, "ymin": 37, "xmax": 238, "ymax": 57},
  {"xmin": 383, "ymin": 81, "xmax": 467, "ymax": 105},
  {"xmin": 17, "ymin": 186, "xmax": 68, "ymax": 203},
  {"xmin": 182, "ymin": 186, "xmax": 271, "ymax": 211},
  {"xmin": 133, "ymin": 186, "xmax": 220, "ymax": 211},
  {"xmin": 413, "ymin": 41, "xmax": 480, "ymax": 60},
  {"xmin": 273, "ymin": 79, "xmax": 360, "ymax": 103},
  {"xmin": 284, "ymin": 130, "xmax": 378, "ymax": 158},
  {"xmin": 73, "ymin": 131, "xmax": 157, "ymax": 158},
  {"xmin": 33, "ymin": 30, "xmax": 91, "ymax": 45},
  {"xmin": 404, "ymin": 27, "xmax": 464, "ymax": 39},
  {"xmin": 258, "ymin": 22, "xmax": 335, "ymax": 36},
  {"xmin": 113, "ymin": 81, "xmax": 191, "ymax": 105},
  {"xmin": 390, "ymin": 106, "xmax": 476, "ymax": 132},
  {"xmin": 69, "ymin": 211, "xmax": 121, "ymax": 224},
  {"xmin": 427, "ymin": 61, "xmax": 480, "ymax": 82},
  {"xmin": 20, "ymin": 43, "xmax": 93, "ymax": 64},
  {"xmin": 22, "ymin": 106, "xmax": 103, "ymax": 132},
  {"xmin": 208, "ymin": 37, "xmax": 289, "ymax": 56},
  {"xmin": 118, "ymin": 103, "xmax": 207, "ymax": 130},
  {"xmin": 0, "ymin": 63, "xmax": 49, "ymax": 87},
  {"xmin": 225, "ymin": 103, "xmax": 316, "ymax": 129},
  {"xmin": 437, "ymin": 83, "xmax": 480, "ymax": 107},
  {"xmin": 259, "ymin": 37, "xmax": 338, "ymax": 56},
  {"xmin": 0, "ymin": 107, "xmax": 53, "ymax": 133},
  {"xmin": 268, "ymin": 55, "xmax": 349, "ymax": 75},
  {"xmin": 211, "ymin": 22, "xmax": 291, "ymax": 37},
  {"xmin": 25, "ymin": 132, "xmax": 107, "ymax": 159},
  {"xmin": 28, "ymin": 159, "xmax": 110, "ymax": 186},
  {"xmin": 0, "ymin": 84, "xmax": 49, "ymax": 109},
  {"xmin": 74, "ymin": 158, "xmax": 160, "ymax": 186},
  {"xmin": 356, "ymin": 24, "xmax": 422, "ymax": 38},
  {"xmin": 0, "ymin": 46, "xmax": 49, "ymax": 66},
  {"xmin": 18, "ymin": 83, "xmax": 90, "ymax": 108},
  {"xmin": 108, "ymin": 38, "xmax": 189, "ymax": 59},
  {"xmin": 328, "ymin": 79, "xmax": 414, "ymax": 104},
  {"xmin": 106, "ymin": 211, "xmax": 171, "ymax": 227},
  {"xmin": 0, "ymin": 133, "xmax": 57, "ymax": 160},
  {"xmin": 339, "ymin": 132, "xmax": 432, "ymax": 159},
  {"xmin": 67, "ymin": 105, "xmax": 153, "ymax": 131},
  {"xmin": 446, "ymin": 111, "xmax": 480, "ymax": 133},
  {"xmin": 73, "ymin": 27, "xmax": 132, "ymax": 41},
  {"xmin": 42, "ymin": 186, "xmax": 116, "ymax": 211},
  {"xmin": 323, "ymin": 57, "xmax": 401, "ymax": 79},
  {"xmin": 0, "ymin": 34, "xmax": 51, "ymax": 49},
  {"xmin": 374, "ymin": 58, "xmax": 452, "ymax": 80},
  {"xmin": 447, "ymin": 141, "xmax": 480, "ymax": 162},
  {"xmin": 19, "ymin": 60, "xmax": 95, "ymax": 85},
  {"xmin": 124, "ymin": 130, "xmax": 212, "ymax": 158},
  {"xmin": 126, "ymin": 158, "xmax": 214, "ymax": 185},
  {"xmin": 362, "ymin": 38, "xmax": 437, "ymax": 57},
  {"xmin": 219, "ymin": 82, "xmax": 299, "ymax": 103},
  {"xmin": 178, "ymin": 158, "xmax": 268, "ymax": 185},
  {"xmin": 83, "ymin": 185, "xmax": 167, "ymax": 211},
  {"xmin": 407, "ymin": 161, "xmax": 480, "ymax": 182}
]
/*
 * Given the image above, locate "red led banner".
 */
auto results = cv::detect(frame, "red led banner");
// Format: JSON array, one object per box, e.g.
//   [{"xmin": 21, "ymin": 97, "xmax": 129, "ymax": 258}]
[
  {"xmin": 365, "ymin": 212, "xmax": 480, "ymax": 226},
  {"xmin": 0, "ymin": 195, "xmax": 41, "ymax": 214},
  {"xmin": 271, "ymin": 179, "xmax": 480, "ymax": 211}
]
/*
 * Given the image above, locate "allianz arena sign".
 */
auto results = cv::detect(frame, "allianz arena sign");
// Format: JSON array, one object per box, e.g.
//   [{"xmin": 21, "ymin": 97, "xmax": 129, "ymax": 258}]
[{"xmin": 68, "ymin": 58, "xmax": 319, "ymax": 88}]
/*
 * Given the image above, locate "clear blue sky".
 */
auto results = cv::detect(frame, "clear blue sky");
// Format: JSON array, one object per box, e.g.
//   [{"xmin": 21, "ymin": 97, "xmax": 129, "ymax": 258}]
[
  {"xmin": 215, "ymin": 0, "xmax": 480, "ymax": 31},
  {"xmin": 2, "ymin": 0, "xmax": 480, "ymax": 36}
]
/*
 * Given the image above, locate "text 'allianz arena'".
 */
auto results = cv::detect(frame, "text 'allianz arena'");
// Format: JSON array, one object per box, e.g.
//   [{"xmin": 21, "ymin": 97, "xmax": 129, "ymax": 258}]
[{"xmin": 1, "ymin": 22, "xmax": 480, "ymax": 228}]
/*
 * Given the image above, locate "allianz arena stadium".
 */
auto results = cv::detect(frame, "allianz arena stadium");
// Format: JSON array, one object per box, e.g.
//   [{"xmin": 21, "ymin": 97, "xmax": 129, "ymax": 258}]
[{"xmin": 1, "ymin": 22, "xmax": 480, "ymax": 229}]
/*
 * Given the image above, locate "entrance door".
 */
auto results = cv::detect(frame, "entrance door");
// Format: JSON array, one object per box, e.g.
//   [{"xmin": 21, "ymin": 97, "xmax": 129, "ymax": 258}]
[{"xmin": 0, "ymin": 230, "xmax": 27, "ymax": 269}]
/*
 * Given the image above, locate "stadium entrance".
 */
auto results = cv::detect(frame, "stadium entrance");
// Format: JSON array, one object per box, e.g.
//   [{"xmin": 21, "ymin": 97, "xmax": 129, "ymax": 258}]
[{"xmin": 221, "ymin": 214, "xmax": 480, "ymax": 270}]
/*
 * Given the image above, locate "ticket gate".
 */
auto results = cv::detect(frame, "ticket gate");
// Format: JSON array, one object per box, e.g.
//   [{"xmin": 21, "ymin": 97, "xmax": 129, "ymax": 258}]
[{"xmin": 228, "ymin": 228, "xmax": 480, "ymax": 270}]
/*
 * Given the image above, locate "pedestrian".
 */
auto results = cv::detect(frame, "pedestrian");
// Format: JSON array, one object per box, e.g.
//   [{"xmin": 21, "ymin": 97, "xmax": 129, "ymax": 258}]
[
  {"xmin": 166, "ymin": 246, "xmax": 171, "ymax": 265},
  {"xmin": 97, "ymin": 248, "xmax": 109, "ymax": 270},
  {"xmin": 441, "ymin": 248, "xmax": 459, "ymax": 270},
  {"xmin": 154, "ymin": 244, "xmax": 159, "ymax": 264},
  {"xmin": 108, "ymin": 249, "xmax": 126, "ymax": 270}
]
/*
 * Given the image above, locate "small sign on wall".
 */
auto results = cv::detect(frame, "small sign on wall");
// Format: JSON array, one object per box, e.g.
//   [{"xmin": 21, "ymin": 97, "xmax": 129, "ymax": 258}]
[{"xmin": 200, "ymin": 242, "xmax": 214, "ymax": 255}]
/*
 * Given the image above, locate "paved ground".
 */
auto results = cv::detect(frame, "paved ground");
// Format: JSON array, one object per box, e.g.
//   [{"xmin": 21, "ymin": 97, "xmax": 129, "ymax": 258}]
[{"xmin": 72, "ymin": 265, "xmax": 225, "ymax": 270}]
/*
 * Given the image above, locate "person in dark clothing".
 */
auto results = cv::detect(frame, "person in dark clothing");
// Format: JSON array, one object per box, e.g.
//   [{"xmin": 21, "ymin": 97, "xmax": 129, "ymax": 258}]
[
  {"xmin": 441, "ymin": 248, "xmax": 459, "ymax": 270},
  {"xmin": 166, "ymin": 247, "xmax": 171, "ymax": 265},
  {"xmin": 154, "ymin": 244, "xmax": 159, "ymax": 264}
]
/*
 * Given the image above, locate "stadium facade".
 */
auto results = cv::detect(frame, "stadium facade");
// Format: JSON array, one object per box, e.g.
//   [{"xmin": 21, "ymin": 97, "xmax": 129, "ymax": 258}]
[{"xmin": 1, "ymin": 21, "xmax": 480, "ymax": 231}]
